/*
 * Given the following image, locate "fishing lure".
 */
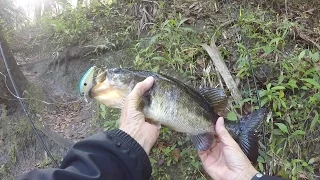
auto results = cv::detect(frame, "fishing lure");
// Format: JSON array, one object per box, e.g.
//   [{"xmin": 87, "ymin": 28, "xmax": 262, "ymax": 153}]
[{"xmin": 79, "ymin": 66, "xmax": 96, "ymax": 99}]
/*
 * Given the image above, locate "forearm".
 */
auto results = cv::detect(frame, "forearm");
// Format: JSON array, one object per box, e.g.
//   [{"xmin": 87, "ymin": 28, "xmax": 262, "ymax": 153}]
[{"xmin": 19, "ymin": 129, "xmax": 152, "ymax": 180}]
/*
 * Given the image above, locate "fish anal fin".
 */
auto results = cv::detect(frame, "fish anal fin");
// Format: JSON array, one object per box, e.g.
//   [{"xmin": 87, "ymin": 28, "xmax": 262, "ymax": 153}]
[
  {"xmin": 198, "ymin": 88, "xmax": 228, "ymax": 112},
  {"xmin": 190, "ymin": 133, "xmax": 214, "ymax": 151}
]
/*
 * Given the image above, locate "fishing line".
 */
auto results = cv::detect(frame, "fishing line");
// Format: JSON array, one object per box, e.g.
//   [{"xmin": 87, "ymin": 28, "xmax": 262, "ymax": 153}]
[
  {"xmin": 0, "ymin": 42, "xmax": 59, "ymax": 167},
  {"xmin": 237, "ymin": 10, "xmax": 268, "ymax": 172},
  {"xmin": 0, "ymin": 71, "xmax": 81, "ymax": 105},
  {"xmin": 241, "ymin": 35, "xmax": 268, "ymax": 168},
  {"xmin": 221, "ymin": 1, "xmax": 268, "ymax": 171}
]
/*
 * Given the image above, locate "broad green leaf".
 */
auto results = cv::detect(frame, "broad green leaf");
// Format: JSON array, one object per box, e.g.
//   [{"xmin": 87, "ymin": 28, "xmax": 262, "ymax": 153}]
[
  {"xmin": 288, "ymin": 79, "xmax": 298, "ymax": 89},
  {"xmin": 227, "ymin": 111, "xmax": 237, "ymax": 121},
  {"xmin": 272, "ymin": 129, "xmax": 283, "ymax": 136},
  {"xmin": 149, "ymin": 157, "xmax": 157, "ymax": 164},
  {"xmin": 100, "ymin": 111, "xmax": 106, "ymax": 119},
  {"xmin": 152, "ymin": 65, "xmax": 160, "ymax": 72},
  {"xmin": 310, "ymin": 52, "xmax": 319, "ymax": 62},
  {"xmin": 291, "ymin": 130, "xmax": 306, "ymax": 136},
  {"xmin": 258, "ymin": 162, "xmax": 264, "ymax": 172},
  {"xmin": 161, "ymin": 20, "xmax": 170, "ymax": 29},
  {"xmin": 263, "ymin": 46, "xmax": 273, "ymax": 54},
  {"xmin": 240, "ymin": 98, "xmax": 252, "ymax": 103},
  {"xmin": 276, "ymin": 147, "xmax": 283, "ymax": 154},
  {"xmin": 298, "ymin": 50, "xmax": 306, "ymax": 60},
  {"xmin": 236, "ymin": 68, "xmax": 247, "ymax": 78},
  {"xmin": 180, "ymin": 27, "xmax": 195, "ymax": 32},
  {"xmin": 292, "ymin": 159, "xmax": 303, "ymax": 163},
  {"xmin": 303, "ymin": 68, "xmax": 317, "ymax": 77},
  {"xmin": 276, "ymin": 138, "xmax": 287, "ymax": 145},
  {"xmin": 267, "ymin": 83, "xmax": 271, "ymax": 91},
  {"xmin": 308, "ymin": 158, "xmax": 316, "ymax": 164},
  {"xmin": 302, "ymin": 162, "xmax": 308, "ymax": 167},
  {"xmin": 261, "ymin": 97, "xmax": 269, "ymax": 107},
  {"xmin": 258, "ymin": 90, "xmax": 267, "ymax": 97},
  {"xmin": 279, "ymin": 90, "xmax": 284, "ymax": 98},
  {"xmin": 275, "ymin": 123, "xmax": 289, "ymax": 134},
  {"xmin": 163, "ymin": 27, "xmax": 171, "ymax": 33},
  {"xmin": 278, "ymin": 75, "xmax": 284, "ymax": 84},
  {"xmin": 310, "ymin": 110, "xmax": 319, "ymax": 131},
  {"xmin": 100, "ymin": 104, "xmax": 106, "ymax": 111},
  {"xmin": 152, "ymin": 56, "xmax": 167, "ymax": 61},
  {"xmin": 150, "ymin": 34, "xmax": 162, "ymax": 44},
  {"xmin": 257, "ymin": 156, "xmax": 265, "ymax": 163},
  {"xmin": 269, "ymin": 37, "xmax": 283, "ymax": 46},
  {"xmin": 280, "ymin": 99, "xmax": 287, "ymax": 109},
  {"xmin": 306, "ymin": 165, "xmax": 314, "ymax": 173},
  {"xmin": 271, "ymin": 86, "xmax": 286, "ymax": 90},
  {"xmin": 301, "ymin": 78, "xmax": 320, "ymax": 89}
]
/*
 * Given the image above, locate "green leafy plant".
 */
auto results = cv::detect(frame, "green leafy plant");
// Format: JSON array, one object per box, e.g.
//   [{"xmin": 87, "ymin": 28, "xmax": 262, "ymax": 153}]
[
  {"xmin": 134, "ymin": 14, "xmax": 213, "ymax": 77},
  {"xmin": 236, "ymin": 9, "xmax": 320, "ymax": 179}
]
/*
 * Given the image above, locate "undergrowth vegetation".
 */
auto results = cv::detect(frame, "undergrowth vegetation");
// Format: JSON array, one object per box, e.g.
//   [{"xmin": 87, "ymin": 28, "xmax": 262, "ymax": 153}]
[
  {"xmin": 236, "ymin": 9, "xmax": 320, "ymax": 179},
  {"xmin": 27, "ymin": 0, "xmax": 320, "ymax": 179},
  {"xmin": 131, "ymin": 5, "xmax": 320, "ymax": 179},
  {"xmin": 40, "ymin": 1, "xmax": 134, "ymax": 49},
  {"xmin": 0, "ymin": 106, "xmax": 34, "ymax": 179}
]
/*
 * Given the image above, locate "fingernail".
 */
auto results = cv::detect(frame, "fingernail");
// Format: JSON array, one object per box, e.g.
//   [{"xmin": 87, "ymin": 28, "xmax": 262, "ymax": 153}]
[{"xmin": 145, "ymin": 76, "xmax": 154, "ymax": 83}]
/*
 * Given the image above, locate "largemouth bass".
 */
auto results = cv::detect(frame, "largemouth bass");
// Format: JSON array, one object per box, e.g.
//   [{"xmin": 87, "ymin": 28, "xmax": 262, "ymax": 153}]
[{"xmin": 87, "ymin": 68, "xmax": 267, "ymax": 162}]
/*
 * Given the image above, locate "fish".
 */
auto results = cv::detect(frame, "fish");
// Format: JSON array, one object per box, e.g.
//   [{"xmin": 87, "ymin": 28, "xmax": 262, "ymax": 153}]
[{"xmin": 87, "ymin": 68, "xmax": 267, "ymax": 162}]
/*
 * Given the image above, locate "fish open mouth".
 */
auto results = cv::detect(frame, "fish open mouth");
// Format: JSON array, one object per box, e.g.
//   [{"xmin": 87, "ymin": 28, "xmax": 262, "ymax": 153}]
[
  {"xmin": 88, "ymin": 79, "xmax": 128, "ymax": 109},
  {"xmin": 88, "ymin": 70, "xmax": 110, "ymax": 98}
]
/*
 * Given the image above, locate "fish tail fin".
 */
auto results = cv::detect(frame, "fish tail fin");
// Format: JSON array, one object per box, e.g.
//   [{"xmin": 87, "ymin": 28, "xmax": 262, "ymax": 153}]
[{"xmin": 237, "ymin": 108, "xmax": 267, "ymax": 163}]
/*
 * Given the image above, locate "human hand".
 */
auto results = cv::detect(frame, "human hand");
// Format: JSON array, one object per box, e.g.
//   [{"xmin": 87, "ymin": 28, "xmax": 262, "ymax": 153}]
[
  {"xmin": 119, "ymin": 76, "xmax": 159, "ymax": 154},
  {"xmin": 198, "ymin": 117, "xmax": 258, "ymax": 180}
]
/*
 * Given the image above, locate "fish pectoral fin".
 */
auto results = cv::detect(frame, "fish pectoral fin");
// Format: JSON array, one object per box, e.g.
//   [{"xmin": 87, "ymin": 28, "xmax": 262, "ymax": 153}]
[
  {"xmin": 189, "ymin": 133, "xmax": 214, "ymax": 151},
  {"xmin": 197, "ymin": 88, "xmax": 228, "ymax": 112},
  {"xmin": 237, "ymin": 108, "xmax": 267, "ymax": 163}
]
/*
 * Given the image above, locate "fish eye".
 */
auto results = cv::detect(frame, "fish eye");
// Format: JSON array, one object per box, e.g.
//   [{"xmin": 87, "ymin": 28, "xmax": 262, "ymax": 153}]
[{"xmin": 84, "ymin": 83, "xmax": 87, "ymax": 86}]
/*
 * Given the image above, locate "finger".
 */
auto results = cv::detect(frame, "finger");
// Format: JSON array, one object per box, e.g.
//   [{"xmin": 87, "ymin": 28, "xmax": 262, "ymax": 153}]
[
  {"xmin": 215, "ymin": 117, "xmax": 237, "ymax": 145},
  {"xmin": 127, "ymin": 76, "xmax": 154, "ymax": 101}
]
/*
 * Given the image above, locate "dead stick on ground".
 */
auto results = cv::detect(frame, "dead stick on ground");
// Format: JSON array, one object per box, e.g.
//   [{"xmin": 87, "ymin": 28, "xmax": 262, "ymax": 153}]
[{"xmin": 201, "ymin": 38, "xmax": 242, "ymax": 103}]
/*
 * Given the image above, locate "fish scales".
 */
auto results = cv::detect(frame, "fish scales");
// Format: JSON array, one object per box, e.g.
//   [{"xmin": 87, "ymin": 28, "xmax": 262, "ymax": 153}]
[{"xmin": 144, "ymin": 80, "xmax": 212, "ymax": 134}]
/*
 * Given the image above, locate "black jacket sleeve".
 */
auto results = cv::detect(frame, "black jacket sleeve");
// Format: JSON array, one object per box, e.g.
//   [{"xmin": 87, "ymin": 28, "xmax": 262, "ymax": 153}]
[
  {"xmin": 19, "ymin": 129, "xmax": 152, "ymax": 180},
  {"xmin": 261, "ymin": 176, "xmax": 287, "ymax": 180}
]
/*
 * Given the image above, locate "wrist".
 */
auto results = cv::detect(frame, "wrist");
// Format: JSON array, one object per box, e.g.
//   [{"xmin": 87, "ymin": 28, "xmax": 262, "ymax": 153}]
[
  {"xmin": 251, "ymin": 172, "xmax": 264, "ymax": 180},
  {"xmin": 119, "ymin": 126, "xmax": 152, "ymax": 154},
  {"xmin": 236, "ymin": 165, "xmax": 259, "ymax": 180}
]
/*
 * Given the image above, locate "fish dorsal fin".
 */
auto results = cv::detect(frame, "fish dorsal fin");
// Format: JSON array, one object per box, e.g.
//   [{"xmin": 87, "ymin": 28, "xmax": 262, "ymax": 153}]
[{"xmin": 198, "ymin": 88, "xmax": 228, "ymax": 112}]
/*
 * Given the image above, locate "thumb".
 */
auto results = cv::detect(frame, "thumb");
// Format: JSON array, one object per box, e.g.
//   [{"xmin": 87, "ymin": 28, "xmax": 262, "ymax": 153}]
[
  {"xmin": 126, "ymin": 76, "xmax": 154, "ymax": 107},
  {"xmin": 215, "ymin": 117, "xmax": 236, "ymax": 145}
]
